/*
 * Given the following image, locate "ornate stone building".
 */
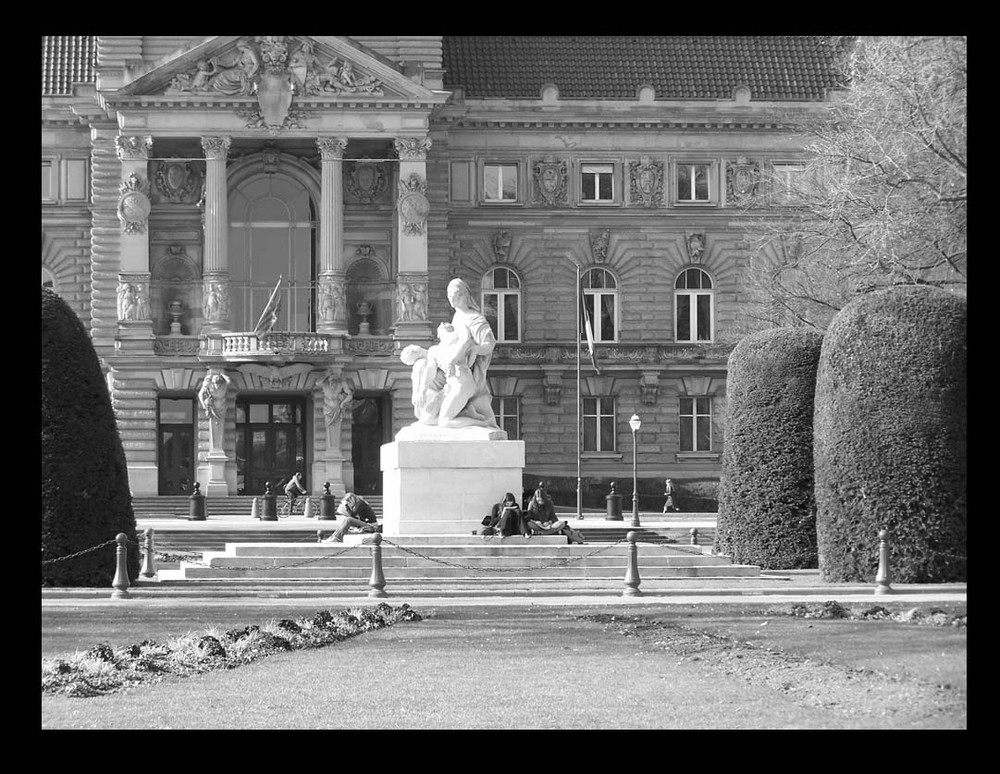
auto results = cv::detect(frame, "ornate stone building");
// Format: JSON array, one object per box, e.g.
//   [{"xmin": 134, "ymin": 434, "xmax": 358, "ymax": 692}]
[{"xmin": 41, "ymin": 36, "xmax": 849, "ymax": 501}]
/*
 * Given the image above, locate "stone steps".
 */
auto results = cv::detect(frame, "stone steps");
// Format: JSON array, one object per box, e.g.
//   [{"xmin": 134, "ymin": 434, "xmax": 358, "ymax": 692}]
[{"xmin": 153, "ymin": 538, "xmax": 756, "ymax": 583}]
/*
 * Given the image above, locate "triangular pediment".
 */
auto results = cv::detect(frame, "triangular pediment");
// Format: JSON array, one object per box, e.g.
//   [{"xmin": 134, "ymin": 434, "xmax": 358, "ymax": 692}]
[{"xmin": 113, "ymin": 36, "xmax": 442, "ymax": 103}]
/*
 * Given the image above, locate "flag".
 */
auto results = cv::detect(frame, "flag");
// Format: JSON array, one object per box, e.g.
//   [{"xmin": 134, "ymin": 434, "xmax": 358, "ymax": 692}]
[
  {"xmin": 254, "ymin": 276, "xmax": 283, "ymax": 339},
  {"xmin": 580, "ymin": 290, "xmax": 601, "ymax": 375}
]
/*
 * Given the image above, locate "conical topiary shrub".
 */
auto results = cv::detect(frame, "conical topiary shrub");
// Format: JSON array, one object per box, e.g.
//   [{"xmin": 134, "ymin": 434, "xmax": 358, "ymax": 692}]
[
  {"xmin": 716, "ymin": 327, "xmax": 824, "ymax": 569},
  {"xmin": 42, "ymin": 287, "xmax": 139, "ymax": 586},
  {"xmin": 813, "ymin": 285, "xmax": 966, "ymax": 582}
]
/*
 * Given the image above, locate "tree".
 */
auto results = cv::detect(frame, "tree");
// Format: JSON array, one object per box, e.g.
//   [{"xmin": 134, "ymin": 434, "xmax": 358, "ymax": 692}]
[
  {"xmin": 739, "ymin": 36, "xmax": 967, "ymax": 332},
  {"xmin": 716, "ymin": 328, "xmax": 823, "ymax": 569},
  {"xmin": 813, "ymin": 285, "xmax": 966, "ymax": 583},
  {"xmin": 42, "ymin": 287, "xmax": 139, "ymax": 586}
]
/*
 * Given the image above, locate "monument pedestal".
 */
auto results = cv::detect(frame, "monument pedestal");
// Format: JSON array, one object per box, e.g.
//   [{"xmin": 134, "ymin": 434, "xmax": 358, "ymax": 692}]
[{"xmin": 380, "ymin": 437, "xmax": 525, "ymax": 536}]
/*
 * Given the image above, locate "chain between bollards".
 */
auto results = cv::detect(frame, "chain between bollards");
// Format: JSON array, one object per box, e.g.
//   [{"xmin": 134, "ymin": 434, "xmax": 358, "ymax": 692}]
[
  {"xmin": 111, "ymin": 533, "xmax": 131, "ymax": 599},
  {"xmin": 368, "ymin": 533, "xmax": 387, "ymax": 598},
  {"xmin": 623, "ymin": 530, "xmax": 642, "ymax": 597},
  {"xmin": 875, "ymin": 528, "xmax": 893, "ymax": 595}
]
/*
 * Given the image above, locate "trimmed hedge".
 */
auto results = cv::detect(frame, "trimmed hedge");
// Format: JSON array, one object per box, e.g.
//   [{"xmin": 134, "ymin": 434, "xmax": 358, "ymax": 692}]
[
  {"xmin": 813, "ymin": 286, "xmax": 966, "ymax": 582},
  {"xmin": 42, "ymin": 287, "xmax": 139, "ymax": 586},
  {"xmin": 716, "ymin": 327, "xmax": 824, "ymax": 569}
]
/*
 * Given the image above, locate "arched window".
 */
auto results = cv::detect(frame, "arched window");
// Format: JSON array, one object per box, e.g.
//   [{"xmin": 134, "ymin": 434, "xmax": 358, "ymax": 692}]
[
  {"xmin": 674, "ymin": 267, "xmax": 714, "ymax": 343},
  {"xmin": 229, "ymin": 174, "xmax": 316, "ymax": 332},
  {"xmin": 582, "ymin": 267, "xmax": 618, "ymax": 343},
  {"xmin": 481, "ymin": 266, "xmax": 521, "ymax": 343}
]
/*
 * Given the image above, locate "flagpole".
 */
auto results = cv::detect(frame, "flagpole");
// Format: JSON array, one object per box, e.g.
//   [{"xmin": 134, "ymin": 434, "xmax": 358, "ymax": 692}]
[{"xmin": 576, "ymin": 262, "xmax": 583, "ymax": 521}]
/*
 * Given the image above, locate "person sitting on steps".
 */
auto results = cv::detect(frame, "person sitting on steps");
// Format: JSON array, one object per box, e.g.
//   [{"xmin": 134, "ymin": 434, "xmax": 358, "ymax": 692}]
[
  {"xmin": 490, "ymin": 492, "xmax": 528, "ymax": 539},
  {"xmin": 525, "ymin": 483, "xmax": 585, "ymax": 544},
  {"xmin": 323, "ymin": 492, "xmax": 381, "ymax": 542}
]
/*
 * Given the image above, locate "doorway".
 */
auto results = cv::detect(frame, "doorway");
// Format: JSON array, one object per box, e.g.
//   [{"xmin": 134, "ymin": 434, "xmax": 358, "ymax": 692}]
[
  {"xmin": 351, "ymin": 394, "xmax": 390, "ymax": 495},
  {"xmin": 158, "ymin": 397, "xmax": 195, "ymax": 495},
  {"xmin": 235, "ymin": 397, "xmax": 307, "ymax": 495}
]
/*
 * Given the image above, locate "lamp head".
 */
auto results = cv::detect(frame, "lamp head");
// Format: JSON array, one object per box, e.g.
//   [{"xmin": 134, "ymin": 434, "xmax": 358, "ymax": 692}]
[{"xmin": 629, "ymin": 413, "xmax": 641, "ymax": 432}]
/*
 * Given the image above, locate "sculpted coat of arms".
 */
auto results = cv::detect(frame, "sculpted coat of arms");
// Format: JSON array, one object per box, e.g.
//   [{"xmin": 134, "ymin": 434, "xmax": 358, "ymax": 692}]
[{"xmin": 532, "ymin": 156, "xmax": 568, "ymax": 206}]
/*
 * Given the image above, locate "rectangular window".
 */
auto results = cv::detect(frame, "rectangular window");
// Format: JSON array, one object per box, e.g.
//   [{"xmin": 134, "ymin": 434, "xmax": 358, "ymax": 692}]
[
  {"xmin": 483, "ymin": 291, "xmax": 521, "ymax": 343},
  {"xmin": 675, "ymin": 293, "xmax": 713, "ymax": 342},
  {"xmin": 583, "ymin": 396, "xmax": 616, "ymax": 452},
  {"xmin": 771, "ymin": 163, "xmax": 807, "ymax": 205},
  {"xmin": 42, "ymin": 161, "xmax": 54, "ymax": 202},
  {"xmin": 583, "ymin": 293, "xmax": 617, "ymax": 343},
  {"xmin": 484, "ymin": 163, "xmax": 518, "ymax": 202},
  {"xmin": 491, "ymin": 396, "xmax": 520, "ymax": 440},
  {"xmin": 450, "ymin": 160, "xmax": 474, "ymax": 203},
  {"xmin": 677, "ymin": 163, "xmax": 711, "ymax": 203},
  {"xmin": 679, "ymin": 397, "xmax": 713, "ymax": 452},
  {"xmin": 581, "ymin": 163, "xmax": 614, "ymax": 202}
]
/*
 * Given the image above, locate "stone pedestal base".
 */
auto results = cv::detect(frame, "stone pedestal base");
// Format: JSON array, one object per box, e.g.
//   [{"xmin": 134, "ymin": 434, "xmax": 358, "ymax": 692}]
[
  {"xmin": 380, "ymin": 438, "xmax": 525, "ymax": 536},
  {"xmin": 202, "ymin": 450, "xmax": 232, "ymax": 497}
]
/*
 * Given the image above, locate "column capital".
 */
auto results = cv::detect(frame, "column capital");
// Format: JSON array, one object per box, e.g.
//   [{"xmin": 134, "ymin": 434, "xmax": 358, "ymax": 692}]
[
  {"xmin": 394, "ymin": 137, "xmax": 432, "ymax": 161},
  {"xmin": 201, "ymin": 136, "xmax": 232, "ymax": 160},
  {"xmin": 317, "ymin": 137, "xmax": 348, "ymax": 161},
  {"xmin": 115, "ymin": 135, "xmax": 153, "ymax": 161}
]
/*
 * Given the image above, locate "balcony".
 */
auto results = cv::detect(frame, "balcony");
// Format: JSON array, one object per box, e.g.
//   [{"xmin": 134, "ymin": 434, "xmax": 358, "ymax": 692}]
[{"xmin": 194, "ymin": 331, "xmax": 397, "ymax": 361}]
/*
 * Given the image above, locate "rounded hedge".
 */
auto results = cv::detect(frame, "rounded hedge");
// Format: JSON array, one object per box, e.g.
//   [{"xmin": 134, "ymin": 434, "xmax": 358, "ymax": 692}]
[
  {"xmin": 42, "ymin": 287, "xmax": 139, "ymax": 586},
  {"xmin": 716, "ymin": 327, "xmax": 824, "ymax": 569},
  {"xmin": 813, "ymin": 285, "xmax": 966, "ymax": 582}
]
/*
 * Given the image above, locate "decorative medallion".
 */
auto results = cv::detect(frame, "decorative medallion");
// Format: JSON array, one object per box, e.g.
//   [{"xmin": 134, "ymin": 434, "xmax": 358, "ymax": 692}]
[
  {"xmin": 532, "ymin": 155, "xmax": 568, "ymax": 206},
  {"xmin": 492, "ymin": 230, "xmax": 512, "ymax": 263},
  {"xmin": 590, "ymin": 229, "xmax": 610, "ymax": 264},
  {"xmin": 629, "ymin": 156, "xmax": 664, "ymax": 207},
  {"xmin": 152, "ymin": 160, "xmax": 202, "ymax": 203},
  {"xmin": 686, "ymin": 232, "xmax": 707, "ymax": 263},
  {"xmin": 398, "ymin": 173, "xmax": 430, "ymax": 236},
  {"xmin": 117, "ymin": 172, "xmax": 151, "ymax": 234},
  {"xmin": 726, "ymin": 157, "xmax": 761, "ymax": 204},
  {"xmin": 346, "ymin": 161, "xmax": 389, "ymax": 203}
]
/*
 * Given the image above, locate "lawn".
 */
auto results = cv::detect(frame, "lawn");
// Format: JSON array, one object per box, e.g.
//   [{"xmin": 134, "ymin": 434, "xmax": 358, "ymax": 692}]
[{"xmin": 41, "ymin": 600, "xmax": 966, "ymax": 730}]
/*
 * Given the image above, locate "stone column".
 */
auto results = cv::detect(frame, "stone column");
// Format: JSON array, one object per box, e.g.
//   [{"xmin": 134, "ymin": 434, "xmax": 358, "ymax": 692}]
[
  {"xmin": 115, "ymin": 135, "xmax": 156, "ymax": 354},
  {"xmin": 200, "ymin": 136, "xmax": 231, "ymax": 334},
  {"xmin": 393, "ymin": 137, "xmax": 433, "ymax": 344},
  {"xmin": 316, "ymin": 137, "xmax": 349, "ymax": 339}
]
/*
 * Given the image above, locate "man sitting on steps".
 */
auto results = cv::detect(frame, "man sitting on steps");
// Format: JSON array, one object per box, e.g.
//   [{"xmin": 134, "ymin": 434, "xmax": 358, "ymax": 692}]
[{"xmin": 322, "ymin": 492, "xmax": 381, "ymax": 542}]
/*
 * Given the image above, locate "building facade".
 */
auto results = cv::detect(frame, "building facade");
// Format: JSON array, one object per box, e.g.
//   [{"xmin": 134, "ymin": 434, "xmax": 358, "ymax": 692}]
[{"xmin": 41, "ymin": 36, "xmax": 848, "ymax": 505}]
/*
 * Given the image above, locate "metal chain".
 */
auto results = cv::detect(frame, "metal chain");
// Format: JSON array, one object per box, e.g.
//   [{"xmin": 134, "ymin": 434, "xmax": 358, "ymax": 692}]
[
  {"xmin": 41, "ymin": 537, "xmax": 119, "ymax": 565},
  {"xmin": 379, "ymin": 536, "xmax": 628, "ymax": 573}
]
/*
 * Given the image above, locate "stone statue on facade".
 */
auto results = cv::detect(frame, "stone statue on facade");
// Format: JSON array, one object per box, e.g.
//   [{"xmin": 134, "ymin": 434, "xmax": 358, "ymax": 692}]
[
  {"xmin": 320, "ymin": 372, "xmax": 354, "ymax": 451},
  {"xmin": 198, "ymin": 370, "xmax": 232, "ymax": 450}
]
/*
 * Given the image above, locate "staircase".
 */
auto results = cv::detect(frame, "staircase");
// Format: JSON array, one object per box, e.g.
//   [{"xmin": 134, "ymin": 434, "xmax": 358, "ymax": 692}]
[
  {"xmin": 153, "ymin": 534, "xmax": 758, "ymax": 590},
  {"xmin": 132, "ymin": 495, "xmax": 384, "ymax": 520}
]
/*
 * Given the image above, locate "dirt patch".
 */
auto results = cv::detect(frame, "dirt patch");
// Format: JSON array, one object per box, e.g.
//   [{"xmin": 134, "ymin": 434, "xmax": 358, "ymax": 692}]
[{"xmin": 579, "ymin": 607, "xmax": 966, "ymax": 728}]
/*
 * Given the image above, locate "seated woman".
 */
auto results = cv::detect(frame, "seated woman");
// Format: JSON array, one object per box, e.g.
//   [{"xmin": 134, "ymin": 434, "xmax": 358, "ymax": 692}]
[
  {"xmin": 492, "ymin": 492, "xmax": 528, "ymax": 539},
  {"xmin": 525, "ymin": 488, "xmax": 585, "ymax": 544}
]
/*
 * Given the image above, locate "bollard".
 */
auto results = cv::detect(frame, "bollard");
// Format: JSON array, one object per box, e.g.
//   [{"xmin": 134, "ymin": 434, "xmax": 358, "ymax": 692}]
[
  {"xmin": 304, "ymin": 497, "xmax": 315, "ymax": 519},
  {"xmin": 261, "ymin": 482, "xmax": 277, "ymax": 521},
  {"xmin": 622, "ymin": 530, "xmax": 642, "ymax": 597},
  {"xmin": 606, "ymin": 481, "xmax": 623, "ymax": 521},
  {"xmin": 251, "ymin": 496, "xmax": 260, "ymax": 520},
  {"xmin": 140, "ymin": 528, "xmax": 156, "ymax": 578},
  {"xmin": 188, "ymin": 482, "xmax": 206, "ymax": 521},
  {"xmin": 690, "ymin": 528, "xmax": 699, "ymax": 546},
  {"xmin": 368, "ymin": 533, "xmax": 388, "ymax": 598},
  {"xmin": 317, "ymin": 530, "xmax": 325, "ymax": 543},
  {"xmin": 320, "ymin": 482, "xmax": 337, "ymax": 520},
  {"xmin": 875, "ymin": 528, "xmax": 893, "ymax": 595},
  {"xmin": 111, "ymin": 533, "xmax": 131, "ymax": 599}
]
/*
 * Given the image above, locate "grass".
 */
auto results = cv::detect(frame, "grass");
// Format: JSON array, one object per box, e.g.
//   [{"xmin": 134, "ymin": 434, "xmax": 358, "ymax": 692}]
[{"xmin": 41, "ymin": 599, "xmax": 966, "ymax": 730}]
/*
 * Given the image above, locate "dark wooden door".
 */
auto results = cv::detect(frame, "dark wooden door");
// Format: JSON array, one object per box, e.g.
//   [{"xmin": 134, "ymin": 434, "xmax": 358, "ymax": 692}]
[
  {"xmin": 351, "ymin": 395, "xmax": 387, "ymax": 495},
  {"xmin": 158, "ymin": 397, "xmax": 195, "ymax": 495},
  {"xmin": 236, "ymin": 398, "xmax": 307, "ymax": 495}
]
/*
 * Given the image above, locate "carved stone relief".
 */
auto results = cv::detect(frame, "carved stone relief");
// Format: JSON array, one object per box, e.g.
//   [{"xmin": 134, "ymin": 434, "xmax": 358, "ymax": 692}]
[
  {"xmin": 726, "ymin": 157, "xmax": 761, "ymax": 204},
  {"xmin": 532, "ymin": 155, "xmax": 568, "ymax": 206},
  {"xmin": 686, "ymin": 232, "xmax": 707, "ymax": 263},
  {"xmin": 117, "ymin": 172, "xmax": 151, "ymax": 234},
  {"xmin": 203, "ymin": 279, "xmax": 230, "ymax": 322},
  {"xmin": 398, "ymin": 173, "xmax": 429, "ymax": 236},
  {"xmin": 151, "ymin": 160, "xmax": 203, "ymax": 204},
  {"xmin": 590, "ymin": 229, "xmax": 610, "ymax": 263},
  {"xmin": 345, "ymin": 161, "xmax": 389, "ymax": 204},
  {"xmin": 396, "ymin": 278, "xmax": 428, "ymax": 322},
  {"xmin": 492, "ymin": 230, "xmax": 512, "ymax": 263},
  {"xmin": 117, "ymin": 278, "xmax": 149, "ymax": 322},
  {"xmin": 629, "ymin": 155, "xmax": 664, "ymax": 207}
]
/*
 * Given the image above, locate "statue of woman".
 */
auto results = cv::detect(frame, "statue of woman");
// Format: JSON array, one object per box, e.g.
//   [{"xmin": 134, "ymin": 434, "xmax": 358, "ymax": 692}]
[
  {"xmin": 441, "ymin": 278, "xmax": 500, "ymax": 429},
  {"xmin": 198, "ymin": 370, "xmax": 232, "ymax": 450}
]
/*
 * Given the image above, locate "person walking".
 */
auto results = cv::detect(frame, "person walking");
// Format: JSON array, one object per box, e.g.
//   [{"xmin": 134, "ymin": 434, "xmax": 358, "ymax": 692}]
[{"xmin": 663, "ymin": 478, "xmax": 680, "ymax": 513}]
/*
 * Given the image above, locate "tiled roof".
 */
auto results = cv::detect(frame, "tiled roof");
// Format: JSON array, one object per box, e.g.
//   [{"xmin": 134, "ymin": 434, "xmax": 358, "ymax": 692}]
[
  {"xmin": 442, "ymin": 36, "xmax": 851, "ymax": 101},
  {"xmin": 41, "ymin": 36, "xmax": 96, "ymax": 96}
]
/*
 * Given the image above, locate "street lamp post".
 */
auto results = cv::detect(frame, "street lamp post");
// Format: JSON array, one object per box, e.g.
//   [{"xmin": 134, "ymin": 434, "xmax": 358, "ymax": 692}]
[{"xmin": 629, "ymin": 413, "xmax": 641, "ymax": 527}]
